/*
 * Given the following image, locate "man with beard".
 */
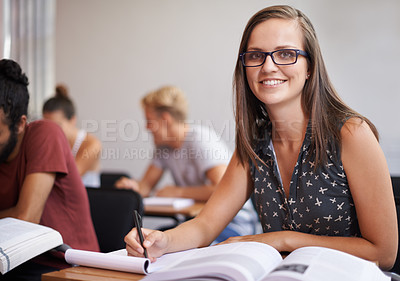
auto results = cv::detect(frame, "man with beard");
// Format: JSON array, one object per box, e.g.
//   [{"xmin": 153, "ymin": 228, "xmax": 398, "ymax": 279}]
[{"xmin": 0, "ymin": 59, "xmax": 99, "ymax": 281}]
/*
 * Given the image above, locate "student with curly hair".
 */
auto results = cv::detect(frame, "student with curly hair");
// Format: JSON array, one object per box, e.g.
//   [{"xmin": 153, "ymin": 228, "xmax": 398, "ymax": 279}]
[{"xmin": 0, "ymin": 59, "xmax": 99, "ymax": 280}]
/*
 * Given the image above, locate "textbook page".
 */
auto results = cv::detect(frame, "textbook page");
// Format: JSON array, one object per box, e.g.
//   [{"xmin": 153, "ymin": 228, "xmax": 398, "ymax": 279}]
[
  {"xmin": 143, "ymin": 242, "xmax": 283, "ymax": 281},
  {"xmin": 262, "ymin": 246, "xmax": 389, "ymax": 281},
  {"xmin": 66, "ymin": 242, "xmax": 282, "ymax": 279},
  {"xmin": 0, "ymin": 217, "xmax": 63, "ymax": 275}
]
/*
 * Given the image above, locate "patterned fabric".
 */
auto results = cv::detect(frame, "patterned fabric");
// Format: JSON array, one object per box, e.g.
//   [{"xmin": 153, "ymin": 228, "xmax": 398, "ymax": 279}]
[{"xmin": 250, "ymin": 121, "xmax": 360, "ymax": 237}]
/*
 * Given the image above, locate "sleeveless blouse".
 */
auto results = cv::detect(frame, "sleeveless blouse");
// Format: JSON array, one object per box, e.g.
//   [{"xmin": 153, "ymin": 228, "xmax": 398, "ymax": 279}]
[
  {"xmin": 72, "ymin": 129, "xmax": 87, "ymax": 157},
  {"xmin": 250, "ymin": 121, "xmax": 361, "ymax": 237},
  {"xmin": 71, "ymin": 129, "xmax": 100, "ymax": 188}
]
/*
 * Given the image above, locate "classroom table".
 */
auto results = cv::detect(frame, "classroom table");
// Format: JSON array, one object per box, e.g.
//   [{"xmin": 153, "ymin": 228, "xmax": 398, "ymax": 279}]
[
  {"xmin": 41, "ymin": 261, "xmax": 400, "ymax": 281},
  {"xmin": 42, "ymin": 266, "xmax": 144, "ymax": 281},
  {"xmin": 144, "ymin": 201, "xmax": 204, "ymax": 219}
]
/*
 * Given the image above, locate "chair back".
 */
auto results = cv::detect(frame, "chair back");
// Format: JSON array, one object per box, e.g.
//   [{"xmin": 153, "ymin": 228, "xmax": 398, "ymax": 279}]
[{"xmin": 86, "ymin": 188, "xmax": 143, "ymax": 253}]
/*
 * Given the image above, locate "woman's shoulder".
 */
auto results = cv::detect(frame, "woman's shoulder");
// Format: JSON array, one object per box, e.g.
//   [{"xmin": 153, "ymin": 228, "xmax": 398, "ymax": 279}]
[
  {"xmin": 340, "ymin": 117, "xmax": 379, "ymax": 159},
  {"xmin": 340, "ymin": 117, "xmax": 376, "ymax": 142},
  {"xmin": 81, "ymin": 132, "xmax": 102, "ymax": 152}
]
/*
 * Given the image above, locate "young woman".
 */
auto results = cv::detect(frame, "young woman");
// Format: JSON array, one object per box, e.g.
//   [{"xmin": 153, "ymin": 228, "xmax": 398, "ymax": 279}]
[
  {"xmin": 125, "ymin": 5, "xmax": 397, "ymax": 270},
  {"xmin": 42, "ymin": 85, "xmax": 102, "ymax": 188}
]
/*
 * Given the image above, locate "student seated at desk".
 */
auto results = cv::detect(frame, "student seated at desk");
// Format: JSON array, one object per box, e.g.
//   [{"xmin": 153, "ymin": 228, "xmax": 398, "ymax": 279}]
[
  {"xmin": 125, "ymin": 5, "xmax": 397, "ymax": 271},
  {"xmin": 115, "ymin": 85, "xmax": 259, "ymax": 242},
  {"xmin": 0, "ymin": 59, "xmax": 99, "ymax": 281},
  {"xmin": 42, "ymin": 84, "xmax": 102, "ymax": 188}
]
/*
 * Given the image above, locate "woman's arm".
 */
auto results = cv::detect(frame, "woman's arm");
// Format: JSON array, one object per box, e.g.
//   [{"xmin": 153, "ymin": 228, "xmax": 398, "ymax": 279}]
[
  {"xmin": 340, "ymin": 118, "xmax": 397, "ymax": 269},
  {"xmin": 222, "ymin": 118, "xmax": 397, "ymax": 270},
  {"xmin": 155, "ymin": 164, "xmax": 227, "ymax": 201},
  {"xmin": 125, "ymin": 151, "xmax": 252, "ymax": 260},
  {"xmin": 75, "ymin": 134, "xmax": 102, "ymax": 176}
]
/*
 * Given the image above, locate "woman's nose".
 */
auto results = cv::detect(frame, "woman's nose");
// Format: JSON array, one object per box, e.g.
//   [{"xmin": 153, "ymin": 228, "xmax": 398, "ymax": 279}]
[{"xmin": 261, "ymin": 55, "xmax": 278, "ymax": 72}]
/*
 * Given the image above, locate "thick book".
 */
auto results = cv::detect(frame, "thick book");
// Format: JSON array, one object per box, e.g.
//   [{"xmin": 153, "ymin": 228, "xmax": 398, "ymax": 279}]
[
  {"xmin": 0, "ymin": 217, "xmax": 63, "ymax": 275},
  {"xmin": 143, "ymin": 197, "xmax": 195, "ymax": 209},
  {"xmin": 64, "ymin": 241, "xmax": 390, "ymax": 281}
]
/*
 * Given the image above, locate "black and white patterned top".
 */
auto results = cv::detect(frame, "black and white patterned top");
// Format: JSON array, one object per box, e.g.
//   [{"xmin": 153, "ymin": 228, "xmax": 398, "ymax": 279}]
[{"xmin": 250, "ymin": 121, "xmax": 360, "ymax": 237}]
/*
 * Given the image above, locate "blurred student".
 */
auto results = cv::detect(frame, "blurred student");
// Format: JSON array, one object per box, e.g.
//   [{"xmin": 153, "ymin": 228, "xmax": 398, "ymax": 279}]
[
  {"xmin": 115, "ymin": 85, "xmax": 259, "ymax": 242},
  {"xmin": 0, "ymin": 59, "xmax": 99, "ymax": 280},
  {"xmin": 42, "ymin": 85, "xmax": 102, "ymax": 188}
]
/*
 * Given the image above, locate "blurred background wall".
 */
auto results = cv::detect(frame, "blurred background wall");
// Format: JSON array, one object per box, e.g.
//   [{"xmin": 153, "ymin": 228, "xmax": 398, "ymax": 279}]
[{"xmin": 3, "ymin": 0, "xmax": 400, "ymax": 182}]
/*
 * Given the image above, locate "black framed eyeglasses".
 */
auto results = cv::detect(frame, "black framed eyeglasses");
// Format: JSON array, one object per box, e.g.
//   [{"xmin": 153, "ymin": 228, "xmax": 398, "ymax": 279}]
[{"xmin": 240, "ymin": 49, "xmax": 309, "ymax": 67}]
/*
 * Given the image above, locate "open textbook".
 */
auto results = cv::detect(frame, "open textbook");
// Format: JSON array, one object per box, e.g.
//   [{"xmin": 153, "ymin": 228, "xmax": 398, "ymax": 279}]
[
  {"xmin": 0, "ymin": 217, "xmax": 63, "ymax": 275},
  {"xmin": 65, "ymin": 241, "xmax": 389, "ymax": 281}
]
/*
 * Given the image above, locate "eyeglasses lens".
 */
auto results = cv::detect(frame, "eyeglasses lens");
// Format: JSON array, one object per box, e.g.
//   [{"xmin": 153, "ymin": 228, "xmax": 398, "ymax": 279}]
[{"xmin": 243, "ymin": 50, "xmax": 298, "ymax": 66}]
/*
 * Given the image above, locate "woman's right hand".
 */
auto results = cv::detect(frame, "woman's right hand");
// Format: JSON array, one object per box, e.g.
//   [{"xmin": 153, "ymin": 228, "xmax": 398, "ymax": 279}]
[{"xmin": 124, "ymin": 227, "xmax": 169, "ymax": 262}]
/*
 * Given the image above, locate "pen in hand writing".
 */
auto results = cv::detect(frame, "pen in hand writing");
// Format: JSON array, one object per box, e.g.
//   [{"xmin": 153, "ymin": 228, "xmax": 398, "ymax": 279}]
[{"xmin": 133, "ymin": 210, "xmax": 148, "ymax": 259}]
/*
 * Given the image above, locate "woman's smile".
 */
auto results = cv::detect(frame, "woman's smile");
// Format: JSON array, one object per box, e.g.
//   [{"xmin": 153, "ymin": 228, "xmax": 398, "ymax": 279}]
[{"xmin": 260, "ymin": 79, "xmax": 287, "ymax": 87}]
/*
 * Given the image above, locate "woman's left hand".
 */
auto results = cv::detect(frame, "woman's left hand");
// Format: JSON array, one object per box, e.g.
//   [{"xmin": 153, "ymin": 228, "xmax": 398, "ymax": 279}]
[{"xmin": 218, "ymin": 231, "xmax": 292, "ymax": 252}]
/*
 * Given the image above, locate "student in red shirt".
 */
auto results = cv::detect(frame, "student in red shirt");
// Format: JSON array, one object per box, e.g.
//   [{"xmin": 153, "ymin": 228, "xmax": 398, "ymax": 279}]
[{"xmin": 0, "ymin": 59, "xmax": 99, "ymax": 281}]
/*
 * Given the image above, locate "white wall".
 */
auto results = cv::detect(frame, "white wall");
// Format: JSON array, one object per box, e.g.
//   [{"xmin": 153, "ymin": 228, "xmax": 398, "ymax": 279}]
[
  {"xmin": 55, "ymin": 0, "xmax": 400, "ymax": 180},
  {"xmin": 0, "ymin": 0, "xmax": 3, "ymax": 57}
]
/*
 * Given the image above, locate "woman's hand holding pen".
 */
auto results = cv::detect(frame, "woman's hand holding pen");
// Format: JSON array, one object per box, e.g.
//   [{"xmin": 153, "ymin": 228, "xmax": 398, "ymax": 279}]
[{"xmin": 124, "ymin": 227, "xmax": 168, "ymax": 262}]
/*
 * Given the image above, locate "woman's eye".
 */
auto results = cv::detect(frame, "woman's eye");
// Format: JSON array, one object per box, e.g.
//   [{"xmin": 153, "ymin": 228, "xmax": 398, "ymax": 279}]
[
  {"xmin": 278, "ymin": 50, "xmax": 295, "ymax": 59},
  {"xmin": 249, "ymin": 53, "xmax": 263, "ymax": 60}
]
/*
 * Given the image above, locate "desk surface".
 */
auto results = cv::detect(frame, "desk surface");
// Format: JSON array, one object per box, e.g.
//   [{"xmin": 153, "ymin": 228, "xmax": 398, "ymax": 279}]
[
  {"xmin": 144, "ymin": 202, "xmax": 204, "ymax": 218},
  {"xmin": 41, "ymin": 261, "xmax": 397, "ymax": 281},
  {"xmin": 42, "ymin": 266, "xmax": 144, "ymax": 281}
]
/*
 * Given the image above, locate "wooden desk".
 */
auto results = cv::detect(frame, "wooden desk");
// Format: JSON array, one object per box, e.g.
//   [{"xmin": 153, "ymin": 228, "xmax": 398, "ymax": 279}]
[
  {"xmin": 41, "ymin": 259, "xmax": 398, "ymax": 281},
  {"xmin": 42, "ymin": 266, "xmax": 144, "ymax": 281},
  {"xmin": 144, "ymin": 202, "xmax": 204, "ymax": 219}
]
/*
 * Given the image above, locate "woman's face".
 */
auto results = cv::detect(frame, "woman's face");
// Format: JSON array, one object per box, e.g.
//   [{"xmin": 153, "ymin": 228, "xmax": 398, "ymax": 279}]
[{"xmin": 245, "ymin": 18, "xmax": 309, "ymax": 111}]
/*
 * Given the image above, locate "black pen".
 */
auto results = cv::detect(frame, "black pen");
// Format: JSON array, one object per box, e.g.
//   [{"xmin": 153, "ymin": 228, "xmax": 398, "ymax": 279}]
[{"xmin": 133, "ymin": 210, "xmax": 148, "ymax": 259}]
